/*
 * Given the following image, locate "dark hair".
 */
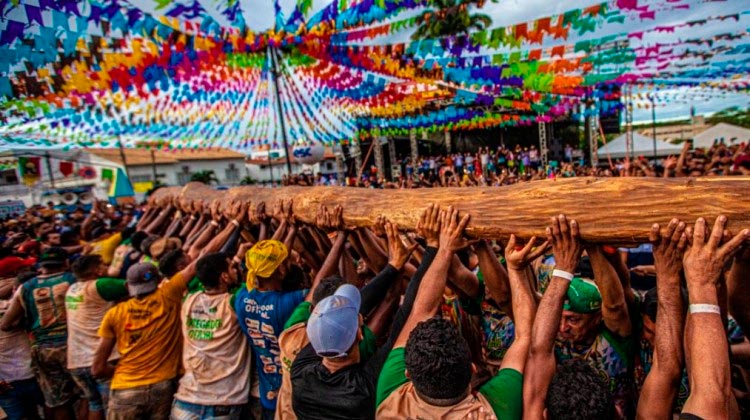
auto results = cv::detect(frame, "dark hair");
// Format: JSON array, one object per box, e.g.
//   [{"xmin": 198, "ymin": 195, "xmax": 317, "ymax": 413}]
[
  {"xmin": 72, "ymin": 255, "xmax": 103, "ymax": 279},
  {"xmin": 196, "ymin": 253, "xmax": 229, "ymax": 289},
  {"xmin": 405, "ymin": 317, "xmax": 472, "ymax": 401},
  {"xmin": 641, "ymin": 288, "xmax": 658, "ymax": 322},
  {"xmin": 120, "ymin": 226, "xmax": 136, "ymax": 241},
  {"xmin": 312, "ymin": 275, "xmax": 346, "ymax": 306},
  {"xmin": 130, "ymin": 231, "xmax": 149, "ymax": 251},
  {"xmin": 546, "ymin": 359, "xmax": 615, "ymax": 420},
  {"xmin": 159, "ymin": 249, "xmax": 186, "ymax": 278},
  {"xmin": 60, "ymin": 229, "xmax": 79, "ymax": 246},
  {"xmin": 90, "ymin": 225, "xmax": 108, "ymax": 240},
  {"xmin": 17, "ymin": 270, "xmax": 36, "ymax": 284},
  {"xmin": 281, "ymin": 264, "xmax": 307, "ymax": 292},
  {"xmin": 41, "ymin": 231, "xmax": 59, "ymax": 242},
  {"xmin": 640, "ymin": 287, "xmax": 688, "ymax": 323}
]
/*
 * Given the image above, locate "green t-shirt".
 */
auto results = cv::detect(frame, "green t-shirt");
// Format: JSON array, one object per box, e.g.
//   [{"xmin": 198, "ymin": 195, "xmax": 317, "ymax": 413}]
[
  {"xmin": 283, "ymin": 301, "xmax": 377, "ymax": 361},
  {"xmin": 94, "ymin": 277, "xmax": 128, "ymax": 301},
  {"xmin": 376, "ymin": 347, "xmax": 523, "ymax": 419}
]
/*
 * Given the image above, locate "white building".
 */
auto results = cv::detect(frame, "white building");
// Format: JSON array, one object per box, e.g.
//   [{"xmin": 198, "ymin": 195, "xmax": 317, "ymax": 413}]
[
  {"xmin": 245, "ymin": 147, "xmax": 341, "ymax": 184},
  {"xmin": 89, "ymin": 147, "xmax": 248, "ymax": 189}
]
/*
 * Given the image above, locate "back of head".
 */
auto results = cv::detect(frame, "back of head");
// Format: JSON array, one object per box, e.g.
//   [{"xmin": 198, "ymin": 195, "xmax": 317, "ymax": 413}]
[
  {"xmin": 72, "ymin": 255, "xmax": 103, "ymax": 280},
  {"xmin": 159, "ymin": 249, "xmax": 186, "ymax": 278},
  {"xmin": 405, "ymin": 317, "xmax": 472, "ymax": 402},
  {"xmin": 546, "ymin": 359, "xmax": 614, "ymax": 420},
  {"xmin": 312, "ymin": 275, "xmax": 346, "ymax": 306},
  {"xmin": 196, "ymin": 253, "xmax": 229, "ymax": 289},
  {"xmin": 130, "ymin": 231, "xmax": 149, "ymax": 252},
  {"xmin": 120, "ymin": 226, "xmax": 136, "ymax": 241},
  {"xmin": 38, "ymin": 246, "xmax": 69, "ymax": 271}
]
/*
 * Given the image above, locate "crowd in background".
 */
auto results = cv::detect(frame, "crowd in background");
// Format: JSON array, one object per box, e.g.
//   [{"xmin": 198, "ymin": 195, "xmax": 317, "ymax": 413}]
[
  {"xmin": 283, "ymin": 141, "xmax": 750, "ymax": 188},
  {"xmin": 0, "ymin": 189, "xmax": 749, "ymax": 420}
]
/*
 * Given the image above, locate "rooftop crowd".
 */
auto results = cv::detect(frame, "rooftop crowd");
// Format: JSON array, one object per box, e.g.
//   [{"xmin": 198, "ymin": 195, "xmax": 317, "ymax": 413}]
[
  {"xmin": 1, "ymin": 165, "xmax": 750, "ymax": 420},
  {"xmin": 284, "ymin": 141, "xmax": 750, "ymax": 188}
]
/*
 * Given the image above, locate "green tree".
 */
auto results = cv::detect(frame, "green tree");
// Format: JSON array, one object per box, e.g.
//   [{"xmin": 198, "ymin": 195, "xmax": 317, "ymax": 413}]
[
  {"xmin": 706, "ymin": 107, "xmax": 750, "ymax": 129},
  {"xmin": 240, "ymin": 175, "xmax": 257, "ymax": 185},
  {"xmin": 412, "ymin": 0, "xmax": 493, "ymax": 40},
  {"xmin": 190, "ymin": 170, "xmax": 219, "ymax": 185}
]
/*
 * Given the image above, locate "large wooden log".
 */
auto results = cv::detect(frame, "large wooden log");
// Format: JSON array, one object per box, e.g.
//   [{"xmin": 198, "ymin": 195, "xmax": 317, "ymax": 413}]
[{"xmin": 151, "ymin": 178, "xmax": 750, "ymax": 244}]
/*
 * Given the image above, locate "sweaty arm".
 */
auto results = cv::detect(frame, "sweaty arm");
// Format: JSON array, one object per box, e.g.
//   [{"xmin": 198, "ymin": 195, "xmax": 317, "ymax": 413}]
[
  {"xmin": 475, "ymin": 240, "xmax": 512, "ymax": 314},
  {"xmin": 500, "ymin": 259, "xmax": 538, "ymax": 374},
  {"xmin": 305, "ymin": 231, "xmax": 348, "ymax": 302},
  {"xmin": 589, "ymin": 246, "xmax": 632, "ymax": 337},
  {"xmin": 728, "ymin": 250, "xmax": 750, "ymax": 334}
]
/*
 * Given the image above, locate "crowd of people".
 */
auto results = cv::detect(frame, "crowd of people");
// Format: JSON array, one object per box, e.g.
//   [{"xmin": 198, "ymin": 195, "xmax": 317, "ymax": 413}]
[
  {"xmin": 0, "ymin": 184, "xmax": 749, "ymax": 420},
  {"xmin": 283, "ymin": 141, "xmax": 750, "ymax": 188}
]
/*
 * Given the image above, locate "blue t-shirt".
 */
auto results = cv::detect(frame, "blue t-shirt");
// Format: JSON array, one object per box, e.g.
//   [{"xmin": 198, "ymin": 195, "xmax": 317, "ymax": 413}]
[{"xmin": 234, "ymin": 288, "xmax": 307, "ymax": 410}]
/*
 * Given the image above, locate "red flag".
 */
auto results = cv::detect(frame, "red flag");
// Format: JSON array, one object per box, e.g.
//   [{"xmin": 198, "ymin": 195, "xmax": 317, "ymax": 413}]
[{"xmin": 59, "ymin": 161, "xmax": 74, "ymax": 177}]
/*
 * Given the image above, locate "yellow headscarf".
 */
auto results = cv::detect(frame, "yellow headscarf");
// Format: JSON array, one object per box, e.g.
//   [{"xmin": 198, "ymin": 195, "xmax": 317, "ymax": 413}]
[{"xmin": 244, "ymin": 240, "xmax": 289, "ymax": 290}]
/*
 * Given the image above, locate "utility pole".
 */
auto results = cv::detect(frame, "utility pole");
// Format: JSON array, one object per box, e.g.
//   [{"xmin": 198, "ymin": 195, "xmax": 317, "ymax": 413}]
[
  {"xmin": 650, "ymin": 95, "xmax": 657, "ymax": 159},
  {"xmin": 118, "ymin": 138, "xmax": 130, "ymax": 179},
  {"xmin": 150, "ymin": 149, "xmax": 158, "ymax": 183},
  {"xmin": 44, "ymin": 152, "xmax": 55, "ymax": 188},
  {"xmin": 268, "ymin": 47, "xmax": 293, "ymax": 176}
]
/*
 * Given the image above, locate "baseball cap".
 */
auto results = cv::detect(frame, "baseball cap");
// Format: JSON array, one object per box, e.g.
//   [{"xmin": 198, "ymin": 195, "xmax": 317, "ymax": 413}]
[
  {"xmin": 126, "ymin": 263, "xmax": 161, "ymax": 297},
  {"xmin": 307, "ymin": 284, "xmax": 362, "ymax": 358},
  {"xmin": 0, "ymin": 256, "xmax": 36, "ymax": 278},
  {"xmin": 563, "ymin": 277, "xmax": 602, "ymax": 314},
  {"xmin": 244, "ymin": 240, "xmax": 288, "ymax": 290},
  {"xmin": 39, "ymin": 247, "xmax": 69, "ymax": 267},
  {"xmin": 149, "ymin": 237, "xmax": 183, "ymax": 260},
  {"xmin": 17, "ymin": 240, "xmax": 41, "ymax": 255}
]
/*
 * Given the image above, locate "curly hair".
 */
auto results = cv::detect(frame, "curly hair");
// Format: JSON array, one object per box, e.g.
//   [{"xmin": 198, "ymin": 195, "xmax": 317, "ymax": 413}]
[
  {"xmin": 405, "ymin": 317, "xmax": 472, "ymax": 401},
  {"xmin": 312, "ymin": 275, "xmax": 346, "ymax": 306},
  {"xmin": 71, "ymin": 255, "xmax": 103, "ymax": 279},
  {"xmin": 196, "ymin": 253, "xmax": 229, "ymax": 289},
  {"xmin": 546, "ymin": 359, "xmax": 614, "ymax": 420}
]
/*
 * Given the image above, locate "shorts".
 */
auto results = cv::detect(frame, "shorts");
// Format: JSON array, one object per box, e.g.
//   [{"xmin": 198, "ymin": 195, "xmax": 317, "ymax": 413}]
[
  {"xmin": 30, "ymin": 344, "xmax": 77, "ymax": 408},
  {"xmin": 0, "ymin": 377, "xmax": 44, "ymax": 420},
  {"xmin": 108, "ymin": 379, "xmax": 175, "ymax": 420},
  {"xmin": 170, "ymin": 399, "xmax": 243, "ymax": 420},
  {"xmin": 70, "ymin": 367, "xmax": 111, "ymax": 412}
]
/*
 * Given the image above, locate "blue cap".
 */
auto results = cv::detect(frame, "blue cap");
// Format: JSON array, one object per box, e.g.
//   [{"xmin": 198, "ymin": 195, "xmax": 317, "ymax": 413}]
[{"xmin": 307, "ymin": 284, "xmax": 361, "ymax": 358}]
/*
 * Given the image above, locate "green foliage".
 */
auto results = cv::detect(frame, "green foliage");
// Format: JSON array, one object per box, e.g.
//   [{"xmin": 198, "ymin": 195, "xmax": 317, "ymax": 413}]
[
  {"xmin": 190, "ymin": 170, "xmax": 219, "ymax": 185},
  {"xmin": 706, "ymin": 107, "xmax": 750, "ymax": 129},
  {"xmin": 412, "ymin": 0, "xmax": 494, "ymax": 40},
  {"xmin": 240, "ymin": 175, "xmax": 257, "ymax": 185}
]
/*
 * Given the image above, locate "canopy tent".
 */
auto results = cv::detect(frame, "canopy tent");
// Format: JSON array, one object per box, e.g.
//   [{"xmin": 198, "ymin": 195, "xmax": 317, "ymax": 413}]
[
  {"xmin": 598, "ymin": 133, "xmax": 682, "ymax": 159},
  {"xmin": 0, "ymin": 0, "xmax": 749, "ymax": 153},
  {"xmin": 692, "ymin": 123, "xmax": 750, "ymax": 149}
]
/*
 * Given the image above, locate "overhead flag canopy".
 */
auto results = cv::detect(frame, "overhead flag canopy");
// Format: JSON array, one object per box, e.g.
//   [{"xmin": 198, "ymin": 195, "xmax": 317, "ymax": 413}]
[{"xmin": 0, "ymin": 0, "xmax": 748, "ymax": 151}]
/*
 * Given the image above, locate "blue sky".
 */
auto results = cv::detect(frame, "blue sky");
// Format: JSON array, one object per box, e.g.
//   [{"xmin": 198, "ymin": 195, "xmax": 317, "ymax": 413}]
[{"xmin": 240, "ymin": 0, "xmax": 750, "ymax": 123}]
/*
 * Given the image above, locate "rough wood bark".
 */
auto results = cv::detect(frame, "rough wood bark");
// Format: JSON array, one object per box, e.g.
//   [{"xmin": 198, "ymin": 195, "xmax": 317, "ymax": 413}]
[{"xmin": 151, "ymin": 178, "xmax": 750, "ymax": 244}]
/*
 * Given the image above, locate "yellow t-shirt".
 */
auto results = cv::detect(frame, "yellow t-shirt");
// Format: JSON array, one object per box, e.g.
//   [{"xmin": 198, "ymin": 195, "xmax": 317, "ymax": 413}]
[
  {"xmin": 98, "ymin": 272, "xmax": 187, "ymax": 390},
  {"xmin": 89, "ymin": 233, "xmax": 122, "ymax": 265}
]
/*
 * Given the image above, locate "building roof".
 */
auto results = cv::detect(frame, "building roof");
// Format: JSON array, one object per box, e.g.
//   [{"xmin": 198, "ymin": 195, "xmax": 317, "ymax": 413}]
[
  {"xmin": 692, "ymin": 123, "xmax": 750, "ymax": 149},
  {"xmin": 89, "ymin": 147, "xmax": 246, "ymax": 166},
  {"xmin": 598, "ymin": 132, "xmax": 683, "ymax": 159}
]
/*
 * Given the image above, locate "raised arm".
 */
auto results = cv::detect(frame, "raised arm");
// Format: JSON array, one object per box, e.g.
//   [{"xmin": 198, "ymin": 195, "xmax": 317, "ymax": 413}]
[
  {"xmin": 637, "ymin": 219, "xmax": 687, "ymax": 419},
  {"xmin": 475, "ymin": 239, "xmax": 512, "ymax": 313},
  {"xmin": 728, "ymin": 247, "xmax": 750, "ymax": 334},
  {"xmin": 587, "ymin": 245, "xmax": 632, "ymax": 337},
  {"xmin": 393, "ymin": 206, "xmax": 472, "ymax": 349},
  {"xmin": 523, "ymin": 215, "xmax": 583, "ymax": 419},
  {"xmin": 501, "ymin": 235, "xmax": 548, "ymax": 373},
  {"xmin": 681, "ymin": 216, "xmax": 748, "ymax": 419}
]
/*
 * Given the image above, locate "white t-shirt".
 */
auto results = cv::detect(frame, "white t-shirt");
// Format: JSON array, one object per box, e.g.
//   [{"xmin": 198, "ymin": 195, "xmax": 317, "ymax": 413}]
[
  {"xmin": 65, "ymin": 280, "xmax": 120, "ymax": 369},
  {"xmin": 0, "ymin": 288, "xmax": 34, "ymax": 382},
  {"xmin": 175, "ymin": 291, "xmax": 252, "ymax": 406}
]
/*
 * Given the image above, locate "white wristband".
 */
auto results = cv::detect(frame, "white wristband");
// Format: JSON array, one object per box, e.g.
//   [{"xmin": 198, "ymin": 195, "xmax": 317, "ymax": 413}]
[
  {"xmin": 552, "ymin": 269, "xmax": 574, "ymax": 281},
  {"xmin": 689, "ymin": 304, "xmax": 721, "ymax": 315},
  {"xmin": 230, "ymin": 220, "xmax": 240, "ymax": 227}
]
